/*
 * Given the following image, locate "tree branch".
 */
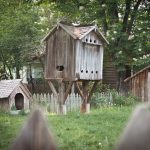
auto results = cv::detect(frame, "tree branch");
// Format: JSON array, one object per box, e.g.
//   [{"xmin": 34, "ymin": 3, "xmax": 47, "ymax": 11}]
[
  {"xmin": 98, "ymin": 0, "xmax": 108, "ymax": 35},
  {"xmin": 122, "ymin": 0, "xmax": 132, "ymax": 32},
  {"xmin": 127, "ymin": 0, "xmax": 142, "ymax": 35},
  {"xmin": 108, "ymin": 0, "xmax": 119, "ymax": 24}
]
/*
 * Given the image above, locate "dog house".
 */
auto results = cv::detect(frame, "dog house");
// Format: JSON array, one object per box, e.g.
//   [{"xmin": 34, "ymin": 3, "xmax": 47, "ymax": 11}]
[
  {"xmin": 0, "ymin": 79, "xmax": 32, "ymax": 111},
  {"xmin": 43, "ymin": 22, "xmax": 108, "ymax": 114}
]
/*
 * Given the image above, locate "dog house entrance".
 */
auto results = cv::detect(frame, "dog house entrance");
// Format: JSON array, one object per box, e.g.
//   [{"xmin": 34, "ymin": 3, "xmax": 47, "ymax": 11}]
[{"xmin": 15, "ymin": 93, "xmax": 24, "ymax": 110}]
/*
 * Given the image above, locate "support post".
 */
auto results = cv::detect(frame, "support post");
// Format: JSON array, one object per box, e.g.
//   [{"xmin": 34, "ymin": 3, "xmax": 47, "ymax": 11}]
[
  {"xmin": 75, "ymin": 80, "xmax": 98, "ymax": 114},
  {"xmin": 81, "ymin": 81, "xmax": 89, "ymax": 113},
  {"xmin": 87, "ymin": 81, "xmax": 99, "ymax": 102},
  {"xmin": 57, "ymin": 80, "xmax": 65, "ymax": 114}
]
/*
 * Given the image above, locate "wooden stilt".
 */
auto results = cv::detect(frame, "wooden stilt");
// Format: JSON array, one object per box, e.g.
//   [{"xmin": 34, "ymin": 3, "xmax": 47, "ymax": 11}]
[
  {"xmin": 87, "ymin": 81, "xmax": 99, "ymax": 102},
  {"xmin": 57, "ymin": 80, "xmax": 65, "ymax": 114},
  {"xmin": 48, "ymin": 79, "xmax": 98, "ymax": 114},
  {"xmin": 75, "ymin": 81, "xmax": 85, "ymax": 100},
  {"xmin": 64, "ymin": 81, "xmax": 74, "ymax": 103},
  {"xmin": 75, "ymin": 80, "xmax": 99, "ymax": 113},
  {"xmin": 81, "ymin": 81, "xmax": 89, "ymax": 113},
  {"xmin": 47, "ymin": 80, "xmax": 58, "ymax": 97}
]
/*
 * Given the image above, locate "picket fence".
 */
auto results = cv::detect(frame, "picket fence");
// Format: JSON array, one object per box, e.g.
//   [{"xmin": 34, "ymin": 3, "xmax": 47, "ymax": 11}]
[{"xmin": 32, "ymin": 92, "xmax": 113, "ymax": 113}]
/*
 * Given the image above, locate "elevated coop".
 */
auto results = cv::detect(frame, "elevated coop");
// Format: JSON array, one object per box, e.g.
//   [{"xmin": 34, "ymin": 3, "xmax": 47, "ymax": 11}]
[{"xmin": 43, "ymin": 22, "xmax": 108, "ymax": 114}]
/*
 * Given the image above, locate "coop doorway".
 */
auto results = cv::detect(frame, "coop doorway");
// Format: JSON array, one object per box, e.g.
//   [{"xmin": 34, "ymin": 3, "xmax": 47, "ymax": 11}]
[{"xmin": 15, "ymin": 93, "xmax": 24, "ymax": 110}]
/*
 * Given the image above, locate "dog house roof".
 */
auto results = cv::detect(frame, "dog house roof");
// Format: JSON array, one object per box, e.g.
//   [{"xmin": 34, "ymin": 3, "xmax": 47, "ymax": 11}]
[{"xmin": 0, "ymin": 79, "xmax": 29, "ymax": 98}]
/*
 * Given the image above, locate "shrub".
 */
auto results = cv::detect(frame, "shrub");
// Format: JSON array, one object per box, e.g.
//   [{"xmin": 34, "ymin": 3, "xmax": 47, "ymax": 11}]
[
  {"xmin": 111, "ymin": 90, "xmax": 137, "ymax": 106},
  {"xmin": 91, "ymin": 90, "xmax": 137, "ymax": 107}
]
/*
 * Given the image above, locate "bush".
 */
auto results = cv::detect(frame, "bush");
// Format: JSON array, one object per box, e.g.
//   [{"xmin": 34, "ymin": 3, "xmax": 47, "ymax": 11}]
[
  {"xmin": 111, "ymin": 90, "xmax": 137, "ymax": 106},
  {"xmin": 91, "ymin": 90, "xmax": 138, "ymax": 108}
]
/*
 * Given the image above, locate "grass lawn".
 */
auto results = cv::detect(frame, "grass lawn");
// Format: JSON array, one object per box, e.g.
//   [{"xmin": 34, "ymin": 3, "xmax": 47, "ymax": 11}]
[{"xmin": 0, "ymin": 106, "xmax": 134, "ymax": 150}]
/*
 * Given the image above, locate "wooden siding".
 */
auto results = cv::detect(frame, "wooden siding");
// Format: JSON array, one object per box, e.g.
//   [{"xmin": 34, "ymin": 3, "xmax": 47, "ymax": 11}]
[
  {"xmin": 125, "ymin": 67, "xmax": 150, "ymax": 101},
  {"xmin": 103, "ymin": 56, "xmax": 118, "ymax": 89},
  {"xmin": 45, "ymin": 28, "xmax": 76, "ymax": 80},
  {"xmin": 75, "ymin": 32, "xmax": 104, "ymax": 80},
  {"xmin": 0, "ymin": 98, "xmax": 9, "ymax": 111}
]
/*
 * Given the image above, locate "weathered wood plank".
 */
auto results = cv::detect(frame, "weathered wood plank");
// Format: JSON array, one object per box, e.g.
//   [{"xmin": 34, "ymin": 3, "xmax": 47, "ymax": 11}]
[
  {"xmin": 75, "ymin": 81, "xmax": 85, "ymax": 100},
  {"xmin": 47, "ymin": 80, "xmax": 58, "ymax": 97},
  {"xmin": 87, "ymin": 81, "xmax": 99, "ymax": 102},
  {"xmin": 64, "ymin": 81, "xmax": 74, "ymax": 103}
]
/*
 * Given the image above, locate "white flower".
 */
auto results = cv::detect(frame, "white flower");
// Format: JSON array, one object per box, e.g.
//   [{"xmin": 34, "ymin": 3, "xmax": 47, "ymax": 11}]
[
  {"xmin": 79, "ymin": 6, "xmax": 84, "ymax": 10},
  {"xmin": 138, "ymin": 48, "xmax": 142, "ymax": 51},
  {"xmin": 133, "ymin": 58, "xmax": 137, "ymax": 61},
  {"xmin": 102, "ymin": 4, "xmax": 106, "ymax": 7},
  {"xmin": 118, "ymin": 51, "xmax": 122, "ymax": 54},
  {"xmin": 147, "ymin": 54, "xmax": 150, "ymax": 57},
  {"xmin": 113, "ymin": 31, "xmax": 117, "ymax": 34},
  {"xmin": 111, "ymin": 37, "xmax": 115, "ymax": 40},
  {"xmin": 98, "ymin": 142, "xmax": 102, "ymax": 146}
]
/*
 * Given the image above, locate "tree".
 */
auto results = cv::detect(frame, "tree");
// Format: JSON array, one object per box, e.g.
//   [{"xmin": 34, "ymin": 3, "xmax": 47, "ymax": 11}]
[
  {"xmin": 0, "ymin": 0, "xmax": 43, "ymax": 79},
  {"xmin": 37, "ymin": 0, "xmax": 150, "ymax": 91}
]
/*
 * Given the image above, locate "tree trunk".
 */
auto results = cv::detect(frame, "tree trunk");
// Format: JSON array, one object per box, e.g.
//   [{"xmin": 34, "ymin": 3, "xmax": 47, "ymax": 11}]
[
  {"xmin": 117, "ymin": 71, "xmax": 127, "ymax": 94},
  {"xmin": 16, "ymin": 66, "xmax": 20, "ymax": 79}
]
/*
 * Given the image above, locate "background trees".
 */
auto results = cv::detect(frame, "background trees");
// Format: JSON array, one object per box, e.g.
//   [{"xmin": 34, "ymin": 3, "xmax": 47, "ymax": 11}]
[
  {"xmin": 38, "ymin": 0, "xmax": 150, "ymax": 90},
  {"xmin": 0, "ymin": 0, "xmax": 43, "ymax": 79},
  {"xmin": 0, "ymin": 0, "xmax": 149, "ymax": 91}
]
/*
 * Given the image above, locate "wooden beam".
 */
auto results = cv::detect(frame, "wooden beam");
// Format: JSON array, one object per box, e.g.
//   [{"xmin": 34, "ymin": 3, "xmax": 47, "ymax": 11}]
[
  {"xmin": 75, "ymin": 81, "xmax": 85, "ymax": 100},
  {"xmin": 47, "ymin": 80, "xmax": 58, "ymax": 97},
  {"xmin": 82, "ymin": 80, "xmax": 89, "ymax": 100},
  {"xmin": 57, "ymin": 81, "xmax": 65, "ymax": 114},
  {"xmin": 63, "ymin": 81, "xmax": 74, "ymax": 103},
  {"xmin": 87, "ymin": 81, "xmax": 99, "ymax": 102},
  {"xmin": 81, "ymin": 81, "xmax": 89, "ymax": 113}
]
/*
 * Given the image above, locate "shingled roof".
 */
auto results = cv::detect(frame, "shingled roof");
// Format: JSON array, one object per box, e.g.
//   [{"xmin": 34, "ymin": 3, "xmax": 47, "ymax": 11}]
[
  {"xmin": 42, "ymin": 22, "xmax": 109, "ymax": 44},
  {"xmin": 0, "ymin": 79, "xmax": 22, "ymax": 98}
]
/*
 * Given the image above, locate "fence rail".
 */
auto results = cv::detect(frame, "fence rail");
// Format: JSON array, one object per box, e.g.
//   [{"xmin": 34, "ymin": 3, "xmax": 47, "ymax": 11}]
[{"xmin": 32, "ymin": 92, "xmax": 113, "ymax": 113}]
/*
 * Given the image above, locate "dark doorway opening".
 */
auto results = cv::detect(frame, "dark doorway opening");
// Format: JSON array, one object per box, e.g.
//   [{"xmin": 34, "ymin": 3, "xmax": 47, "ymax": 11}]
[{"xmin": 15, "ymin": 93, "xmax": 24, "ymax": 110}]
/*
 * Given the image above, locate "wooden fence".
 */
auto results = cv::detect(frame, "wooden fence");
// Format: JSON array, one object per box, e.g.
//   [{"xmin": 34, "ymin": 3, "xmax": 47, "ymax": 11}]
[{"xmin": 32, "ymin": 92, "xmax": 113, "ymax": 113}]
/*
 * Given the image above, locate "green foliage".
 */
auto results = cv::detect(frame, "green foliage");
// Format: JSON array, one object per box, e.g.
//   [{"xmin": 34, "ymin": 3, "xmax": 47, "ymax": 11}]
[
  {"xmin": 39, "ymin": 0, "xmax": 150, "ymax": 90},
  {"xmin": 91, "ymin": 90, "xmax": 138, "ymax": 108},
  {"xmin": 0, "ymin": 0, "xmax": 44, "ymax": 78},
  {"xmin": 112, "ymin": 91, "xmax": 138, "ymax": 106},
  {"xmin": 0, "ymin": 0, "xmax": 149, "ymax": 87}
]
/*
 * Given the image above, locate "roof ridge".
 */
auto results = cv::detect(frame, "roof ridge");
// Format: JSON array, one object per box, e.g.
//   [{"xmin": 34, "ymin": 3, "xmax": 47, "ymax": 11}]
[{"xmin": 59, "ymin": 21, "xmax": 95, "ymax": 27}]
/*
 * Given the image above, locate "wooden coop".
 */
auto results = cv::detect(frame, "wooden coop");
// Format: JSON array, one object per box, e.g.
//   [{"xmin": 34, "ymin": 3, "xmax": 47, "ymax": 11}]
[
  {"xmin": 0, "ymin": 79, "xmax": 32, "ymax": 111},
  {"xmin": 124, "ymin": 66, "xmax": 150, "ymax": 102},
  {"xmin": 43, "ymin": 22, "xmax": 108, "ymax": 114}
]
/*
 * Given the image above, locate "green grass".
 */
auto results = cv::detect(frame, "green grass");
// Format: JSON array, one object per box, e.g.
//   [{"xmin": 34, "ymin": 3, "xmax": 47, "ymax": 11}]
[{"xmin": 0, "ymin": 106, "xmax": 134, "ymax": 150}]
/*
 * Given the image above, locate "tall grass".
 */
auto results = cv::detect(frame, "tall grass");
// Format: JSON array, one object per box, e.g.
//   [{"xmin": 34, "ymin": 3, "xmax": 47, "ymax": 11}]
[{"xmin": 0, "ymin": 106, "xmax": 134, "ymax": 150}]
